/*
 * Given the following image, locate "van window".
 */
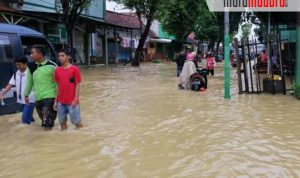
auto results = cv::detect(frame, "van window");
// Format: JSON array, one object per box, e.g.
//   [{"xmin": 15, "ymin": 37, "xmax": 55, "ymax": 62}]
[
  {"xmin": 0, "ymin": 34, "xmax": 13, "ymax": 62},
  {"xmin": 20, "ymin": 36, "xmax": 56, "ymax": 62}
]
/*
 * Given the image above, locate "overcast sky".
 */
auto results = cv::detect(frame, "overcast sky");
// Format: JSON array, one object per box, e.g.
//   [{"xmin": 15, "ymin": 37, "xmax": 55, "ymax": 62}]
[{"xmin": 106, "ymin": 0, "xmax": 131, "ymax": 12}]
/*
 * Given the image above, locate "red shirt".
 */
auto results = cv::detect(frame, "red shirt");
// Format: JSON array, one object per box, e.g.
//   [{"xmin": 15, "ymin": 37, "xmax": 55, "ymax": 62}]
[
  {"xmin": 230, "ymin": 54, "xmax": 234, "ymax": 64},
  {"xmin": 54, "ymin": 65, "xmax": 81, "ymax": 104},
  {"xmin": 261, "ymin": 53, "xmax": 267, "ymax": 62},
  {"xmin": 206, "ymin": 57, "xmax": 215, "ymax": 70}
]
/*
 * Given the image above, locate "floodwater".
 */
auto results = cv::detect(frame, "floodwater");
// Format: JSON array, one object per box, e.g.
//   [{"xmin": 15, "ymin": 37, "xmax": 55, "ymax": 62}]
[{"xmin": 0, "ymin": 62, "xmax": 300, "ymax": 178}]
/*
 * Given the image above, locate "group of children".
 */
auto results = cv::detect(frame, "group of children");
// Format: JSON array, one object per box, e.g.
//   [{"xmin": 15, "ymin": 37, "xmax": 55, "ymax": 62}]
[{"xmin": 0, "ymin": 46, "xmax": 83, "ymax": 131}]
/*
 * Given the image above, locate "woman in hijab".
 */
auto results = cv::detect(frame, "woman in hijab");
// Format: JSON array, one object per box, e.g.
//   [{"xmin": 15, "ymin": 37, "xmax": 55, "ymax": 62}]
[{"xmin": 178, "ymin": 52, "xmax": 197, "ymax": 90}]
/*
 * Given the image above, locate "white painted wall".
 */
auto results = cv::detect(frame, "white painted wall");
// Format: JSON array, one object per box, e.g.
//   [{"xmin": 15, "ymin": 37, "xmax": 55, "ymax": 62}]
[{"xmin": 106, "ymin": 0, "xmax": 131, "ymax": 12}]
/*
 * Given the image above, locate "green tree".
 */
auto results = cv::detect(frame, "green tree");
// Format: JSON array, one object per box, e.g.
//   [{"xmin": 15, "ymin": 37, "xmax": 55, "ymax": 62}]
[
  {"xmin": 195, "ymin": 8, "xmax": 220, "ymax": 51},
  {"xmin": 241, "ymin": 23, "xmax": 252, "ymax": 40},
  {"xmin": 60, "ymin": 0, "xmax": 92, "ymax": 50},
  {"xmin": 158, "ymin": 0, "xmax": 202, "ymax": 44},
  {"xmin": 230, "ymin": 31, "xmax": 238, "ymax": 43},
  {"xmin": 158, "ymin": 0, "xmax": 242, "ymax": 52}
]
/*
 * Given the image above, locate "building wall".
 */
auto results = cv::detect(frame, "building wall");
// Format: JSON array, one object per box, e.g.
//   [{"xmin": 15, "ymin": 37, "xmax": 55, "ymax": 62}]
[
  {"xmin": 158, "ymin": 25, "xmax": 175, "ymax": 40},
  {"xmin": 145, "ymin": 20, "xmax": 176, "ymax": 61},
  {"xmin": 17, "ymin": 0, "xmax": 106, "ymax": 65},
  {"xmin": 281, "ymin": 30, "xmax": 297, "ymax": 43},
  {"xmin": 150, "ymin": 20, "xmax": 160, "ymax": 37},
  {"xmin": 22, "ymin": 0, "xmax": 105, "ymax": 20},
  {"xmin": 85, "ymin": 0, "xmax": 105, "ymax": 20},
  {"xmin": 74, "ymin": 28, "xmax": 85, "ymax": 63},
  {"xmin": 92, "ymin": 33, "xmax": 104, "ymax": 57},
  {"xmin": 22, "ymin": 0, "xmax": 56, "ymax": 13},
  {"xmin": 148, "ymin": 20, "xmax": 175, "ymax": 39},
  {"xmin": 105, "ymin": 29, "xmax": 141, "ymax": 63}
]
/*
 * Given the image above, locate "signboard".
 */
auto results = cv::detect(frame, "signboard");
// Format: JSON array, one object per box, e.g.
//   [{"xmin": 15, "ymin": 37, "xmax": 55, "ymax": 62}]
[
  {"xmin": 22, "ymin": 0, "xmax": 56, "ymax": 13},
  {"xmin": 23, "ymin": 0, "xmax": 104, "ymax": 21},
  {"xmin": 84, "ymin": 0, "xmax": 104, "ymax": 20}
]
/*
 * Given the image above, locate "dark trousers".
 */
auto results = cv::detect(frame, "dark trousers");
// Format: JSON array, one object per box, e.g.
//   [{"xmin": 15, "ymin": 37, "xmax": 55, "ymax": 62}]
[
  {"xmin": 36, "ymin": 98, "xmax": 57, "ymax": 128},
  {"xmin": 177, "ymin": 66, "xmax": 183, "ymax": 77},
  {"xmin": 208, "ymin": 69, "xmax": 214, "ymax": 76}
]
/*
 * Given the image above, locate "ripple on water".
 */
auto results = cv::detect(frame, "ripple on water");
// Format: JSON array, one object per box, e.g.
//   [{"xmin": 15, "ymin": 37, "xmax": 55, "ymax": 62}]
[{"xmin": 1, "ymin": 63, "xmax": 300, "ymax": 178}]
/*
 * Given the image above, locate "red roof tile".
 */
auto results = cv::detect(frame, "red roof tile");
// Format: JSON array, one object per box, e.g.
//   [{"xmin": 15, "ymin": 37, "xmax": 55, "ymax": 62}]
[
  {"xmin": 0, "ymin": 4, "xmax": 16, "ymax": 12},
  {"xmin": 105, "ymin": 11, "xmax": 158, "ymax": 38}
]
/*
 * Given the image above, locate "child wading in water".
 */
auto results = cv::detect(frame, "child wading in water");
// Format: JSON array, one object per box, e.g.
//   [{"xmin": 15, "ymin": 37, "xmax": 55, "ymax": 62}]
[
  {"xmin": 0, "ymin": 57, "xmax": 35, "ymax": 124},
  {"xmin": 206, "ymin": 53, "xmax": 215, "ymax": 76},
  {"xmin": 54, "ymin": 49, "xmax": 83, "ymax": 130}
]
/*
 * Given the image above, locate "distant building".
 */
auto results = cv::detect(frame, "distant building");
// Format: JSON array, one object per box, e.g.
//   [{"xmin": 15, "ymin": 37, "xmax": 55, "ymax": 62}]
[
  {"xmin": 105, "ymin": 11, "xmax": 141, "ymax": 63},
  {"xmin": 1, "ymin": 0, "xmax": 177, "ymax": 64},
  {"xmin": 0, "ymin": 0, "xmax": 107, "ymax": 65},
  {"xmin": 146, "ymin": 20, "xmax": 176, "ymax": 61}
]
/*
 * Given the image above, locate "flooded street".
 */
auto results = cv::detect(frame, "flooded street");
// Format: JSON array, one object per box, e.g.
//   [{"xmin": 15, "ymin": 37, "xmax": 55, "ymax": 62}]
[{"xmin": 1, "ymin": 62, "xmax": 300, "ymax": 178}]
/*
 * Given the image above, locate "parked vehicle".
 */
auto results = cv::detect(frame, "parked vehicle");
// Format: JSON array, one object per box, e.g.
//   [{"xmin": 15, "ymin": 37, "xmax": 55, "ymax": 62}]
[{"xmin": 0, "ymin": 23, "xmax": 57, "ymax": 115}]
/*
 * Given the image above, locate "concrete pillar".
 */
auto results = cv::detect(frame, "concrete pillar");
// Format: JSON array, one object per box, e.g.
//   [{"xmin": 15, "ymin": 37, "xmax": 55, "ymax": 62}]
[
  {"xmin": 115, "ymin": 39, "xmax": 119, "ymax": 64},
  {"xmin": 105, "ymin": 29, "xmax": 108, "ymax": 67},
  {"xmin": 114, "ymin": 30, "xmax": 119, "ymax": 64},
  {"xmin": 83, "ymin": 32, "xmax": 89, "ymax": 66},
  {"xmin": 295, "ymin": 13, "xmax": 300, "ymax": 97}
]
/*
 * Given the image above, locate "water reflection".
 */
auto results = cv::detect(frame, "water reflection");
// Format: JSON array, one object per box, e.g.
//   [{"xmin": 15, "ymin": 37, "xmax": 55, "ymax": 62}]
[{"xmin": 0, "ymin": 63, "xmax": 300, "ymax": 178}]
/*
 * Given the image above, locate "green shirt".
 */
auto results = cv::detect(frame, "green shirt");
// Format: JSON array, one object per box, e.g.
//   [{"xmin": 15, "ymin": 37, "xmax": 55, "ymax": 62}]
[{"xmin": 25, "ymin": 60, "xmax": 57, "ymax": 101}]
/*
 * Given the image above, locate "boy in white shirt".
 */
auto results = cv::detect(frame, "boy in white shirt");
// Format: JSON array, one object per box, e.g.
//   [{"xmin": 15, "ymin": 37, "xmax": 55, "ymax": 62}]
[{"xmin": 0, "ymin": 57, "xmax": 35, "ymax": 124}]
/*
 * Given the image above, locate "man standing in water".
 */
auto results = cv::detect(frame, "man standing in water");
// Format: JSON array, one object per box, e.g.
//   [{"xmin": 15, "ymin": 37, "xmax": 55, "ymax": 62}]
[
  {"xmin": 53, "ymin": 49, "xmax": 83, "ymax": 130},
  {"xmin": 25, "ymin": 45, "xmax": 57, "ymax": 130}
]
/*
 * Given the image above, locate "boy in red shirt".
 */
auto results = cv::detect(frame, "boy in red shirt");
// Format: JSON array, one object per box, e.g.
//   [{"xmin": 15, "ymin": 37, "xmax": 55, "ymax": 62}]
[
  {"xmin": 260, "ymin": 50, "xmax": 267, "ymax": 63},
  {"xmin": 54, "ymin": 49, "xmax": 83, "ymax": 130}
]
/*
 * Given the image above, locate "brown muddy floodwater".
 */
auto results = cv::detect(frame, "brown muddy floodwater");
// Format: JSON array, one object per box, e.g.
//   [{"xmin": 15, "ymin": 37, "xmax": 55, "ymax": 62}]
[{"xmin": 0, "ymin": 62, "xmax": 300, "ymax": 178}]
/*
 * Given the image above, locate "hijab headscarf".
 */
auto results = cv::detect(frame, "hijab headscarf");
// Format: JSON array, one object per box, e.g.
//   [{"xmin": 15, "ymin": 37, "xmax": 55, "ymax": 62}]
[{"xmin": 186, "ymin": 52, "xmax": 196, "ymax": 61}]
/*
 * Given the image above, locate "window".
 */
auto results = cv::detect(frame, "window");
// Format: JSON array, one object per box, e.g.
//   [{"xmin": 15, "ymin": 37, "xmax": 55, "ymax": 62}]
[
  {"xmin": 20, "ymin": 36, "xmax": 56, "ymax": 62},
  {"xmin": 0, "ymin": 34, "xmax": 13, "ymax": 62}
]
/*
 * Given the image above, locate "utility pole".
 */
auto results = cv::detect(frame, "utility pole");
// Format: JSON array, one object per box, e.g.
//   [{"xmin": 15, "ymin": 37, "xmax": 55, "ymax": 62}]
[
  {"xmin": 224, "ymin": 11, "xmax": 231, "ymax": 99},
  {"xmin": 267, "ymin": 12, "xmax": 271, "ymax": 74},
  {"xmin": 295, "ymin": 12, "xmax": 300, "ymax": 98},
  {"xmin": 105, "ymin": 28, "xmax": 108, "ymax": 67}
]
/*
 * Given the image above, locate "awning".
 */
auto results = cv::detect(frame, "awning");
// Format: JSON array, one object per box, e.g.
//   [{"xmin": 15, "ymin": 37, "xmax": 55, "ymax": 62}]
[{"xmin": 149, "ymin": 38, "xmax": 172, "ymax": 44}]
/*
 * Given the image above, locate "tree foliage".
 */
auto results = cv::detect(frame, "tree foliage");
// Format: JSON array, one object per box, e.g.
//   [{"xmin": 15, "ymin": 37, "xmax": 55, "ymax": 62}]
[
  {"xmin": 241, "ymin": 23, "xmax": 252, "ymax": 40},
  {"xmin": 158, "ymin": 0, "xmax": 242, "ymax": 51},
  {"xmin": 60, "ymin": 0, "xmax": 92, "ymax": 48},
  {"xmin": 157, "ymin": 0, "xmax": 202, "ymax": 43},
  {"xmin": 196, "ymin": 9, "xmax": 219, "ymax": 41},
  {"xmin": 112, "ymin": 0, "xmax": 243, "ymax": 62}
]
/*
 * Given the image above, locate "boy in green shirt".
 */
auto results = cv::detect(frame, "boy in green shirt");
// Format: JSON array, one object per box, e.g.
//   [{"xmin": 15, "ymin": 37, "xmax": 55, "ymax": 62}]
[{"xmin": 25, "ymin": 45, "xmax": 57, "ymax": 130}]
